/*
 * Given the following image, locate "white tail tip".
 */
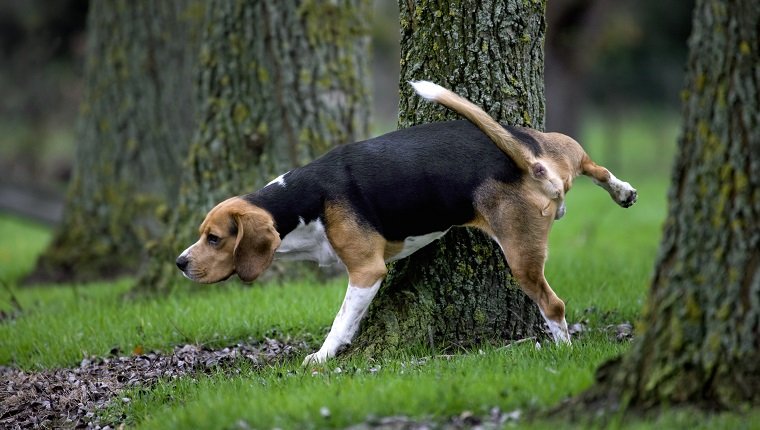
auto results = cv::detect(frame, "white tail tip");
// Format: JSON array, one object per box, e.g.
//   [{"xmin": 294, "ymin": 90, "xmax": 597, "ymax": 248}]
[{"xmin": 409, "ymin": 80, "xmax": 446, "ymax": 101}]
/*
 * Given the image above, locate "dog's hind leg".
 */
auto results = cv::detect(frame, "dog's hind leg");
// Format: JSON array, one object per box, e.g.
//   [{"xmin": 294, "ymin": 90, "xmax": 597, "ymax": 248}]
[
  {"xmin": 499, "ymin": 228, "xmax": 570, "ymax": 343},
  {"xmin": 581, "ymin": 155, "xmax": 637, "ymax": 208},
  {"xmin": 480, "ymin": 196, "xmax": 571, "ymax": 344}
]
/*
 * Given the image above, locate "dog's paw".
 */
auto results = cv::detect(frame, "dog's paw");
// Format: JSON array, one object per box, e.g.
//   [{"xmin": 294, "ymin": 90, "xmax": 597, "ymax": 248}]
[
  {"xmin": 613, "ymin": 183, "xmax": 637, "ymax": 208},
  {"xmin": 604, "ymin": 175, "xmax": 637, "ymax": 208},
  {"xmin": 302, "ymin": 350, "xmax": 331, "ymax": 366},
  {"xmin": 619, "ymin": 188, "xmax": 637, "ymax": 208},
  {"xmin": 546, "ymin": 318, "xmax": 572, "ymax": 345}
]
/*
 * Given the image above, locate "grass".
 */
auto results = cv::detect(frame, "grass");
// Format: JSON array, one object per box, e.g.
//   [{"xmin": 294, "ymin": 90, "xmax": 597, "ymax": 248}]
[
  {"xmin": 108, "ymin": 336, "xmax": 625, "ymax": 429},
  {"xmin": 0, "ymin": 214, "xmax": 52, "ymax": 284}
]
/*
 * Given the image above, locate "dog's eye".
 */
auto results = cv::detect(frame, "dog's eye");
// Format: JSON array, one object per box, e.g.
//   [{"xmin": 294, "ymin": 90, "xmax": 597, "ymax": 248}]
[{"xmin": 207, "ymin": 234, "xmax": 220, "ymax": 245}]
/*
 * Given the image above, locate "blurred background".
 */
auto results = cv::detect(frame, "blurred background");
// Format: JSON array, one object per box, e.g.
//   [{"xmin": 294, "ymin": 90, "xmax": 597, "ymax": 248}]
[{"xmin": 0, "ymin": 0, "xmax": 693, "ymax": 224}]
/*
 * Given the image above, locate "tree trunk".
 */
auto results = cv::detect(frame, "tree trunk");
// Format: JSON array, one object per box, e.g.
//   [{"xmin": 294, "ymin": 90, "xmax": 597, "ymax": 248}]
[
  {"xmin": 349, "ymin": 0, "xmax": 547, "ymax": 357},
  {"xmin": 137, "ymin": 0, "xmax": 371, "ymax": 292},
  {"xmin": 25, "ymin": 0, "xmax": 204, "ymax": 284},
  {"xmin": 582, "ymin": 0, "xmax": 760, "ymax": 411}
]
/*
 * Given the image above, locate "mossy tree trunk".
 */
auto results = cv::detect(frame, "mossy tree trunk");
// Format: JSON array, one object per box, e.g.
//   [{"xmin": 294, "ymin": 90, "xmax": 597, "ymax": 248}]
[
  {"xmin": 581, "ymin": 0, "xmax": 760, "ymax": 411},
  {"xmin": 26, "ymin": 0, "xmax": 204, "ymax": 284},
  {"xmin": 349, "ymin": 0, "xmax": 547, "ymax": 357},
  {"xmin": 137, "ymin": 0, "xmax": 371, "ymax": 292}
]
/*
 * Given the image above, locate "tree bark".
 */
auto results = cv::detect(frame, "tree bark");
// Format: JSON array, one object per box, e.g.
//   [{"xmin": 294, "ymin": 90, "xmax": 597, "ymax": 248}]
[
  {"xmin": 137, "ymin": 0, "xmax": 371, "ymax": 292},
  {"xmin": 581, "ymin": 0, "xmax": 760, "ymax": 411},
  {"xmin": 349, "ymin": 0, "xmax": 547, "ymax": 357},
  {"xmin": 25, "ymin": 0, "xmax": 204, "ymax": 284}
]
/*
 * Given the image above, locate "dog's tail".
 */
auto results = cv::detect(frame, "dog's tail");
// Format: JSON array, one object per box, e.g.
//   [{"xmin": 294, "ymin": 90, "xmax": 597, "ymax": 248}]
[{"xmin": 410, "ymin": 80, "xmax": 553, "ymax": 188}]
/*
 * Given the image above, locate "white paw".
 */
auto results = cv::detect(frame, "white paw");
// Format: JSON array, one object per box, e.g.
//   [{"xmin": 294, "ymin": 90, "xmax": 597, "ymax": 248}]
[
  {"xmin": 302, "ymin": 350, "xmax": 331, "ymax": 366},
  {"xmin": 546, "ymin": 318, "xmax": 572, "ymax": 345},
  {"xmin": 600, "ymin": 174, "xmax": 637, "ymax": 208},
  {"xmin": 613, "ymin": 182, "xmax": 637, "ymax": 207}
]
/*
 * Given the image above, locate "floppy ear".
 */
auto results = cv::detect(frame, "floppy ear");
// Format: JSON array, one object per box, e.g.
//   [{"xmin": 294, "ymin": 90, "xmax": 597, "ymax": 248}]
[{"xmin": 233, "ymin": 210, "xmax": 281, "ymax": 282}]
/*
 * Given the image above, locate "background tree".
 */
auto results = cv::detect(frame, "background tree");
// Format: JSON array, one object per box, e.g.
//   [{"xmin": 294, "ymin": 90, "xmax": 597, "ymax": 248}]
[
  {"xmin": 349, "ymin": 0, "xmax": 548, "ymax": 357},
  {"xmin": 26, "ymin": 0, "xmax": 204, "ymax": 283},
  {"xmin": 577, "ymin": 0, "xmax": 759, "ymax": 412},
  {"xmin": 138, "ymin": 0, "xmax": 372, "ymax": 292}
]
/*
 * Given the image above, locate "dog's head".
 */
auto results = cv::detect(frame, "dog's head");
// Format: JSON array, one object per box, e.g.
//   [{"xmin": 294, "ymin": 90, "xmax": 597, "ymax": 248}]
[{"xmin": 175, "ymin": 197, "xmax": 281, "ymax": 283}]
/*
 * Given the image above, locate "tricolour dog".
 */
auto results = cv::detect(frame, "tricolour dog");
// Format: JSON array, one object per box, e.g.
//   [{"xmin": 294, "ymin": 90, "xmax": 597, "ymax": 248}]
[{"xmin": 176, "ymin": 81, "xmax": 637, "ymax": 364}]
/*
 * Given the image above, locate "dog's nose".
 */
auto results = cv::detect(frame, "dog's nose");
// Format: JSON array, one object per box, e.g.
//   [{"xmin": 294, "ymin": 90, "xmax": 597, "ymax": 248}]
[{"xmin": 176, "ymin": 256, "xmax": 189, "ymax": 271}]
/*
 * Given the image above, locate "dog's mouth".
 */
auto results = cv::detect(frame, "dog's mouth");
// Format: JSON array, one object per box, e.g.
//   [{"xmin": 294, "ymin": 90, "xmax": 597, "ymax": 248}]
[{"xmin": 181, "ymin": 267, "xmax": 235, "ymax": 284}]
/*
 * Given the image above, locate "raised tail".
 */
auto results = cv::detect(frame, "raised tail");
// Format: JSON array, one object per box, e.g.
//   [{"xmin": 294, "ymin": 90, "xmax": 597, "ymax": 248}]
[{"xmin": 410, "ymin": 80, "xmax": 561, "ymax": 199}]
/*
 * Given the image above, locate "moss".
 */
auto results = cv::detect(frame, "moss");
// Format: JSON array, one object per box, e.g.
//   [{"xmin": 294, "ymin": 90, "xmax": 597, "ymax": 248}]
[
  {"xmin": 298, "ymin": 0, "xmax": 368, "ymax": 47},
  {"xmin": 257, "ymin": 67, "xmax": 269, "ymax": 83},
  {"xmin": 233, "ymin": 102, "xmax": 249, "ymax": 124},
  {"xmin": 734, "ymin": 171, "xmax": 749, "ymax": 191},
  {"xmin": 738, "ymin": 40, "xmax": 751, "ymax": 55},
  {"xmin": 669, "ymin": 315, "xmax": 684, "ymax": 351},
  {"xmin": 522, "ymin": 110, "xmax": 533, "ymax": 126},
  {"xmin": 685, "ymin": 293, "xmax": 702, "ymax": 321},
  {"xmin": 695, "ymin": 73, "xmax": 706, "ymax": 92}
]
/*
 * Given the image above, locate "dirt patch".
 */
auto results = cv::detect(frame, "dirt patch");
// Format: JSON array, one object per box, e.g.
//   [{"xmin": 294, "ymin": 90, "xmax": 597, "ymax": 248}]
[{"xmin": 0, "ymin": 339, "xmax": 305, "ymax": 429}]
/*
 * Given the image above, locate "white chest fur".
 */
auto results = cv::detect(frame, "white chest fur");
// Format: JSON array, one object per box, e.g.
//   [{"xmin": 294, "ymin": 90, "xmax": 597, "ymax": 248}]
[
  {"xmin": 275, "ymin": 218, "xmax": 339, "ymax": 266},
  {"xmin": 276, "ymin": 219, "xmax": 449, "ymax": 266}
]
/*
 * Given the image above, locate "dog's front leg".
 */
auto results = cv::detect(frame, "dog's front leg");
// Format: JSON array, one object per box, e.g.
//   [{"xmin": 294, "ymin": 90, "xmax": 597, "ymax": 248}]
[{"xmin": 303, "ymin": 279, "xmax": 382, "ymax": 365}]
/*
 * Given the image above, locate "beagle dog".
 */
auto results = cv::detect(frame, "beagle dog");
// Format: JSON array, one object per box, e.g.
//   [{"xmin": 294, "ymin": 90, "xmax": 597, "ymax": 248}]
[{"xmin": 176, "ymin": 81, "xmax": 637, "ymax": 364}]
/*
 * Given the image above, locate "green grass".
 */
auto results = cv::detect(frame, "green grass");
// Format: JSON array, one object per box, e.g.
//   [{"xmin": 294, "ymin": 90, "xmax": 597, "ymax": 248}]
[
  {"xmin": 109, "ymin": 336, "xmax": 625, "ymax": 429},
  {"xmin": 0, "ymin": 214, "xmax": 52, "ymax": 284},
  {"xmin": 0, "ymin": 273, "xmax": 348, "ymax": 369}
]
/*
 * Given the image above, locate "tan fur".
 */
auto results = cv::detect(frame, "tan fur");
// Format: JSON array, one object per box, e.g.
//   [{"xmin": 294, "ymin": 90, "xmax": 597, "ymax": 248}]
[
  {"xmin": 324, "ymin": 201, "xmax": 388, "ymax": 288},
  {"xmin": 182, "ymin": 197, "xmax": 280, "ymax": 283},
  {"xmin": 383, "ymin": 241, "xmax": 406, "ymax": 261},
  {"xmin": 473, "ymin": 179, "xmax": 566, "ymax": 324}
]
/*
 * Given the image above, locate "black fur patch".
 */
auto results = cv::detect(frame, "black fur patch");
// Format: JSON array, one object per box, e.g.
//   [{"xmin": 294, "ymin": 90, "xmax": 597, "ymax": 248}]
[
  {"xmin": 504, "ymin": 124, "xmax": 542, "ymax": 156},
  {"xmin": 245, "ymin": 120, "xmax": 528, "ymax": 241}
]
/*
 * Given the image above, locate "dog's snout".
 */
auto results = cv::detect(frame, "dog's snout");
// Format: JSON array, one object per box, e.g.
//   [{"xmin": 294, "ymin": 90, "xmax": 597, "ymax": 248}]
[{"xmin": 176, "ymin": 255, "xmax": 189, "ymax": 271}]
